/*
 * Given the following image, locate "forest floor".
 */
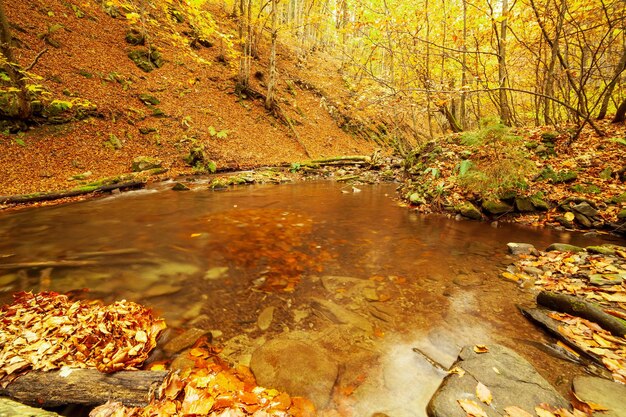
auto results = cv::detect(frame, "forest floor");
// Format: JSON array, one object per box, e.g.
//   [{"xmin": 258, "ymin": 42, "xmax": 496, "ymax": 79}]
[{"xmin": 0, "ymin": 0, "xmax": 377, "ymax": 201}]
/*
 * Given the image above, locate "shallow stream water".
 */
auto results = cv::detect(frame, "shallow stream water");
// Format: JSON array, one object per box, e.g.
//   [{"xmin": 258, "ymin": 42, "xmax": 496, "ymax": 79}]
[{"xmin": 0, "ymin": 180, "xmax": 620, "ymax": 416}]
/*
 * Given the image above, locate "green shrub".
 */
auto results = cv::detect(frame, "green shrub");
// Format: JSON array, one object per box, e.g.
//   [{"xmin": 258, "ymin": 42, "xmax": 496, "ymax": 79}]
[{"xmin": 456, "ymin": 119, "xmax": 535, "ymax": 198}]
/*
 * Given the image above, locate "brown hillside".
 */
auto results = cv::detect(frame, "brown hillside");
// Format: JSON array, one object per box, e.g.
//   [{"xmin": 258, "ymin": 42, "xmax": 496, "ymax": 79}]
[{"xmin": 0, "ymin": 0, "xmax": 375, "ymax": 196}]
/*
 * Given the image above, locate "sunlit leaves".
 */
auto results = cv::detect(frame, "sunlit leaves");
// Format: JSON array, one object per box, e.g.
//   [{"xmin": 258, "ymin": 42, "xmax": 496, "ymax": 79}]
[
  {"xmin": 0, "ymin": 292, "xmax": 165, "ymax": 385},
  {"xmin": 91, "ymin": 343, "xmax": 315, "ymax": 417}
]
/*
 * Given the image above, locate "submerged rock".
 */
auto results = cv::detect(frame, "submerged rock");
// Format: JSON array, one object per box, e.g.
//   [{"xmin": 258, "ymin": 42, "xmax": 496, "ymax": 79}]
[
  {"xmin": 250, "ymin": 338, "xmax": 338, "ymax": 409},
  {"xmin": 573, "ymin": 376, "xmax": 626, "ymax": 417},
  {"xmin": 427, "ymin": 344, "xmax": 568, "ymax": 417}
]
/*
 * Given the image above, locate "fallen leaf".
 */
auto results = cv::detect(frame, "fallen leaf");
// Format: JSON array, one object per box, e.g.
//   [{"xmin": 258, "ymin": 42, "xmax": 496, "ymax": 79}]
[
  {"xmin": 473, "ymin": 345, "xmax": 489, "ymax": 354},
  {"xmin": 476, "ymin": 382, "xmax": 492, "ymax": 405},
  {"xmin": 458, "ymin": 399, "xmax": 488, "ymax": 417},
  {"xmin": 448, "ymin": 366, "xmax": 466, "ymax": 377},
  {"xmin": 505, "ymin": 406, "xmax": 534, "ymax": 417}
]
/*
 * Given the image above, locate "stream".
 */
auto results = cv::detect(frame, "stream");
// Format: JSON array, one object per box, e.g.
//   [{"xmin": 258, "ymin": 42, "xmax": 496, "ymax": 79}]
[{"xmin": 0, "ymin": 180, "xmax": 620, "ymax": 417}]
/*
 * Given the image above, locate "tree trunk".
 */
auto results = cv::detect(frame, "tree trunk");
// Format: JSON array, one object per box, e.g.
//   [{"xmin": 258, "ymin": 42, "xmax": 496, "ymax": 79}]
[
  {"xmin": 598, "ymin": 46, "xmax": 626, "ymax": 120},
  {"xmin": 612, "ymin": 98, "xmax": 626, "ymax": 123},
  {"xmin": 0, "ymin": 0, "xmax": 30, "ymax": 120},
  {"xmin": 265, "ymin": 0, "xmax": 278, "ymax": 110},
  {"xmin": 497, "ymin": 0, "xmax": 511, "ymax": 126}
]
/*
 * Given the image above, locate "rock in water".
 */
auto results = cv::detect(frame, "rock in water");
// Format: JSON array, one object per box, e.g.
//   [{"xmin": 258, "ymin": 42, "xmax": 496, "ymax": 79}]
[
  {"xmin": 427, "ymin": 344, "xmax": 568, "ymax": 417},
  {"xmin": 507, "ymin": 242, "xmax": 538, "ymax": 256},
  {"xmin": 250, "ymin": 338, "xmax": 338, "ymax": 409},
  {"xmin": 573, "ymin": 376, "xmax": 626, "ymax": 417},
  {"xmin": 545, "ymin": 243, "xmax": 585, "ymax": 253}
]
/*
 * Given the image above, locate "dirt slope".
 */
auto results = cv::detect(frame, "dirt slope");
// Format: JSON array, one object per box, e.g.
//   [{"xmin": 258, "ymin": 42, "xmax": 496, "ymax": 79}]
[{"xmin": 0, "ymin": 0, "xmax": 375, "ymax": 196}]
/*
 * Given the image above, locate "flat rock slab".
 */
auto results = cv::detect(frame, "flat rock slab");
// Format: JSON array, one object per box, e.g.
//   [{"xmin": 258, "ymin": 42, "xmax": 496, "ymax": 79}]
[
  {"xmin": 250, "ymin": 337, "xmax": 338, "ymax": 410},
  {"xmin": 427, "ymin": 344, "xmax": 568, "ymax": 417},
  {"xmin": 0, "ymin": 397, "xmax": 61, "ymax": 417},
  {"xmin": 573, "ymin": 376, "xmax": 626, "ymax": 417}
]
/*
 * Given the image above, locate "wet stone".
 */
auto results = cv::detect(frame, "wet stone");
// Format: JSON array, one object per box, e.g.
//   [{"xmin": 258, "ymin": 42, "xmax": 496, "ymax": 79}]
[
  {"xmin": 586, "ymin": 245, "xmax": 616, "ymax": 256},
  {"xmin": 250, "ymin": 337, "xmax": 339, "ymax": 409},
  {"xmin": 507, "ymin": 242, "xmax": 538, "ymax": 256},
  {"xmin": 257, "ymin": 306, "xmax": 275, "ymax": 331},
  {"xmin": 163, "ymin": 327, "xmax": 210, "ymax": 355},
  {"xmin": 427, "ymin": 344, "xmax": 568, "ymax": 417},
  {"xmin": 545, "ymin": 243, "xmax": 585, "ymax": 253},
  {"xmin": 573, "ymin": 376, "xmax": 626, "ymax": 417},
  {"xmin": 572, "ymin": 202, "xmax": 599, "ymax": 218}
]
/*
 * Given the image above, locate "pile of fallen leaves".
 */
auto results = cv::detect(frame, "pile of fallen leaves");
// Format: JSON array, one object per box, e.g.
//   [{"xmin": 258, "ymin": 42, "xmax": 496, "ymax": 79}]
[
  {"xmin": 504, "ymin": 246, "xmax": 626, "ymax": 311},
  {"xmin": 91, "ymin": 343, "xmax": 314, "ymax": 417},
  {"xmin": 504, "ymin": 246, "xmax": 626, "ymax": 384},
  {"xmin": 0, "ymin": 291, "xmax": 165, "ymax": 385},
  {"xmin": 548, "ymin": 312, "xmax": 626, "ymax": 384}
]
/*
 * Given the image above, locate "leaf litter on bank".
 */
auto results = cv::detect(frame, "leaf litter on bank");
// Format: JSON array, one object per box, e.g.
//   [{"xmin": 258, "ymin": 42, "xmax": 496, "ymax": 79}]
[
  {"xmin": 504, "ymin": 246, "xmax": 626, "ymax": 383},
  {"xmin": 90, "ymin": 341, "xmax": 315, "ymax": 417},
  {"xmin": 0, "ymin": 291, "xmax": 166, "ymax": 386}
]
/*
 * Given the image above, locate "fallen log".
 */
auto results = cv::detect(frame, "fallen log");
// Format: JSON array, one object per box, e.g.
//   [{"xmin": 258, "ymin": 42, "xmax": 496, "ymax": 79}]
[
  {"xmin": 0, "ymin": 181, "xmax": 146, "ymax": 205},
  {"xmin": 537, "ymin": 291, "xmax": 626, "ymax": 337},
  {"xmin": 0, "ymin": 369, "xmax": 168, "ymax": 407},
  {"xmin": 518, "ymin": 306, "xmax": 610, "ymax": 373}
]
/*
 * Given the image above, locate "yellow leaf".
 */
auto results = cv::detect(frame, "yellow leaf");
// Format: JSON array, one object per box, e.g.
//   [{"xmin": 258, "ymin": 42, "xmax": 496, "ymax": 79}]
[
  {"xmin": 448, "ymin": 366, "xmax": 466, "ymax": 377},
  {"xmin": 505, "ymin": 406, "xmax": 534, "ymax": 417},
  {"xmin": 476, "ymin": 382, "xmax": 492, "ymax": 405},
  {"xmin": 501, "ymin": 272, "xmax": 519, "ymax": 282},
  {"xmin": 564, "ymin": 212, "xmax": 575, "ymax": 222},
  {"xmin": 458, "ymin": 399, "xmax": 488, "ymax": 417},
  {"xmin": 473, "ymin": 345, "xmax": 489, "ymax": 354},
  {"xmin": 535, "ymin": 405, "xmax": 557, "ymax": 417},
  {"xmin": 190, "ymin": 233, "xmax": 201, "ymax": 237}
]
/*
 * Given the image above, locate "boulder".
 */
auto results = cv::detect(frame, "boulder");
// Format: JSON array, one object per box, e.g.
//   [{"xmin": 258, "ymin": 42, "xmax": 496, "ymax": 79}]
[
  {"xmin": 545, "ymin": 243, "xmax": 585, "ymax": 253},
  {"xmin": 507, "ymin": 243, "xmax": 538, "ymax": 256},
  {"xmin": 572, "ymin": 202, "xmax": 599, "ymax": 218},
  {"xmin": 514, "ymin": 197, "xmax": 534, "ymax": 212},
  {"xmin": 250, "ymin": 337, "xmax": 338, "ymax": 409},
  {"xmin": 573, "ymin": 376, "xmax": 626, "ymax": 417},
  {"xmin": 530, "ymin": 195, "xmax": 549, "ymax": 211},
  {"xmin": 573, "ymin": 212, "xmax": 593, "ymax": 228},
  {"xmin": 456, "ymin": 202, "xmax": 482, "ymax": 220},
  {"xmin": 131, "ymin": 156, "xmax": 162, "ymax": 172},
  {"xmin": 172, "ymin": 182, "xmax": 190, "ymax": 191},
  {"xmin": 482, "ymin": 200, "xmax": 513, "ymax": 215},
  {"xmin": 427, "ymin": 344, "xmax": 568, "ymax": 417}
]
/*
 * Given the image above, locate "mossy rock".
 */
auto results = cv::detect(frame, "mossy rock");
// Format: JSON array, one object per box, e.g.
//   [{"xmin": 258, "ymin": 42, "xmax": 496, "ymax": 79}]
[
  {"xmin": 131, "ymin": 156, "xmax": 162, "ymax": 172},
  {"xmin": 514, "ymin": 197, "xmax": 535, "ymax": 212},
  {"xmin": 536, "ymin": 166, "xmax": 578, "ymax": 183},
  {"xmin": 128, "ymin": 48, "xmax": 164, "ymax": 72},
  {"xmin": 599, "ymin": 167, "xmax": 613, "ymax": 180},
  {"xmin": 609, "ymin": 192, "xmax": 626, "ymax": 204},
  {"xmin": 541, "ymin": 132, "xmax": 558, "ymax": 142},
  {"xmin": 138, "ymin": 94, "xmax": 160, "ymax": 105},
  {"xmin": 529, "ymin": 194, "xmax": 549, "ymax": 211},
  {"xmin": 172, "ymin": 182, "xmax": 190, "ymax": 191},
  {"xmin": 125, "ymin": 28, "xmax": 145, "ymax": 46},
  {"xmin": 586, "ymin": 245, "xmax": 616, "ymax": 256},
  {"xmin": 482, "ymin": 199, "xmax": 513, "ymax": 215},
  {"xmin": 456, "ymin": 201, "xmax": 482, "ymax": 220},
  {"xmin": 618, "ymin": 209, "xmax": 626, "ymax": 220},
  {"xmin": 570, "ymin": 184, "xmax": 601, "ymax": 194},
  {"xmin": 499, "ymin": 190, "xmax": 517, "ymax": 202},
  {"xmin": 409, "ymin": 192, "xmax": 425, "ymax": 205},
  {"xmin": 546, "ymin": 243, "xmax": 585, "ymax": 253},
  {"xmin": 139, "ymin": 127, "xmax": 158, "ymax": 134}
]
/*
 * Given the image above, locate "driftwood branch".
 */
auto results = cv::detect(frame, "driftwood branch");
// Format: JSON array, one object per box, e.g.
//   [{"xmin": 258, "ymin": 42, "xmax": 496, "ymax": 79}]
[
  {"xmin": 25, "ymin": 48, "xmax": 48, "ymax": 71},
  {"xmin": 537, "ymin": 291, "xmax": 626, "ymax": 337},
  {"xmin": 0, "ymin": 180, "xmax": 145, "ymax": 205},
  {"xmin": 0, "ymin": 369, "xmax": 168, "ymax": 407}
]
